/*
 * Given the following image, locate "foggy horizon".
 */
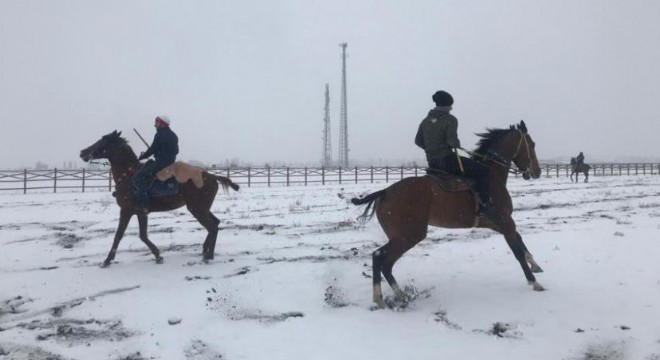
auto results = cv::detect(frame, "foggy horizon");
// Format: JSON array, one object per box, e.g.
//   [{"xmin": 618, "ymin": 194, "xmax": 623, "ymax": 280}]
[{"xmin": 2, "ymin": 1, "xmax": 660, "ymax": 169}]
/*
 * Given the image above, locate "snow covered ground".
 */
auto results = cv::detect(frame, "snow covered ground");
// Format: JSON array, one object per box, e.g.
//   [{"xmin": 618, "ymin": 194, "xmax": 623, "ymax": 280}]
[{"xmin": 1, "ymin": 175, "xmax": 660, "ymax": 360}]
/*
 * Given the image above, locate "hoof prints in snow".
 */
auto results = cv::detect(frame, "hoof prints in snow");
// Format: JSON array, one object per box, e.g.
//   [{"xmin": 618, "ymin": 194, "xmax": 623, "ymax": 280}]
[
  {"xmin": 381, "ymin": 284, "xmax": 434, "ymax": 311},
  {"xmin": 185, "ymin": 339, "xmax": 224, "ymax": 359},
  {"xmin": 0, "ymin": 343, "xmax": 71, "ymax": 360},
  {"xmin": 433, "ymin": 309, "xmax": 462, "ymax": 330},
  {"xmin": 0, "ymin": 295, "xmax": 33, "ymax": 317},
  {"xmin": 228, "ymin": 311, "xmax": 304, "ymax": 323},
  {"xmin": 473, "ymin": 322, "xmax": 523, "ymax": 339},
  {"xmin": 324, "ymin": 285, "xmax": 354, "ymax": 308},
  {"xmin": 17, "ymin": 318, "xmax": 134, "ymax": 345}
]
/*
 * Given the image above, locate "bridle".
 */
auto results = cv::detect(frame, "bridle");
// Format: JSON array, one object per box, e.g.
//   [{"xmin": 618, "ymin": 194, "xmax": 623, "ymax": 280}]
[{"xmin": 462, "ymin": 129, "xmax": 534, "ymax": 176}]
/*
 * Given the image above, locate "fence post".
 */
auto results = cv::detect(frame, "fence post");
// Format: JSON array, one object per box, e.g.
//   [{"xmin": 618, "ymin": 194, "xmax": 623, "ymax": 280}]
[
  {"xmin": 556, "ymin": 165, "xmax": 559, "ymax": 178},
  {"xmin": 24, "ymin": 169, "xmax": 27, "ymax": 194},
  {"xmin": 305, "ymin": 167, "xmax": 308, "ymax": 186},
  {"xmin": 385, "ymin": 166, "xmax": 389, "ymax": 183},
  {"xmin": 400, "ymin": 166, "xmax": 404, "ymax": 180},
  {"xmin": 415, "ymin": 165, "xmax": 418, "ymax": 177},
  {"xmin": 267, "ymin": 166, "xmax": 271, "ymax": 187},
  {"xmin": 643, "ymin": 164, "xmax": 646, "ymax": 175},
  {"xmin": 355, "ymin": 166, "xmax": 358, "ymax": 184},
  {"xmin": 248, "ymin": 168, "xmax": 251, "ymax": 187},
  {"xmin": 636, "ymin": 164, "xmax": 638, "ymax": 175},
  {"xmin": 82, "ymin": 168, "xmax": 86, "ymax": 193},
  {"xmin": 286, "ymin": 167, "xmax": 290, "ymax": 186},
  {"xmin": 108, "ymin": 168, "xmax": 112, "ymax": 191},
  {"xmin": 322, "ymin": 167, "xmax": 325, "ymax": 185},
  {"xmin": 339, "ymin": 167, "xmax": 342, "ymax": 184},
  {"xmin": 54, "ymin": 168, "xmax": 57, "ymax": 193},
  {"xmin": 370, "ymin": 166, "xmax": 374, "ymax": 183}
]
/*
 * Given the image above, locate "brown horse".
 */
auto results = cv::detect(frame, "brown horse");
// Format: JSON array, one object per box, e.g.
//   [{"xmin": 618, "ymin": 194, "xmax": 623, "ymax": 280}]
[
  {"xmin": 79, "ymin": 131, "xmax": 239, "ymax": 267},
  {"xmin": 352, "ymin": 121, "xmax": 544, "ymax": 308},
  {"xmin": 570, "ymin": 157, "xmax": 590, "ymax": 183}
]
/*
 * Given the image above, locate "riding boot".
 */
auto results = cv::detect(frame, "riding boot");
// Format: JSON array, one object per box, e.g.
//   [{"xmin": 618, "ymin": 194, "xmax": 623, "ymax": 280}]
[
  {"xmin": 478, "ymin": 199, "xmax": 500, "ymax": 221},
  {"xmin": 475, "ymin": 180, "xmax": 500, "ymax": 221}
]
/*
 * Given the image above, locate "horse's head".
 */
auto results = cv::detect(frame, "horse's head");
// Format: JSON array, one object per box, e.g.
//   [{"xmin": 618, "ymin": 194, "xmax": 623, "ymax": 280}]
[
  {"xmin": 510, "ymin": 120, "xmax": 541, "ymax": 180},
  {"xmin": 474, "ymin": 120, "xmax": 541, "ymax": 180},
  {"xmin": 80, "ymin": 130, "xmax": 130, "ymax": 163}
]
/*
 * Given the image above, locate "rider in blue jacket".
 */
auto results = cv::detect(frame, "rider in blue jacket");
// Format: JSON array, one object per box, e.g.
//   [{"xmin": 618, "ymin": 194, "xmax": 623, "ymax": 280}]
[{"xmin": 133, "ymin": 116, "xmax": 179, "ymax": 211}]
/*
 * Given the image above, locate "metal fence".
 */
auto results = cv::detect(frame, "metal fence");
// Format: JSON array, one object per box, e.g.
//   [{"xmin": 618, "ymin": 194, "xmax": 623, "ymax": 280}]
[{"xmin": 1, "ymin": 163, "xmax": 659, "ymax": 194}]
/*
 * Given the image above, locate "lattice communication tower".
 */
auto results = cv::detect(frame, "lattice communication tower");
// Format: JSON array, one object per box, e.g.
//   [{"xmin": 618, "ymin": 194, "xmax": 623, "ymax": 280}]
[
  {"xmin": 338, "ymin": 43, "xmax": 349, "ymax": 167},
  {"xmin": 322, "ymin": 83, "xmax": 332, "ymax": 167}
]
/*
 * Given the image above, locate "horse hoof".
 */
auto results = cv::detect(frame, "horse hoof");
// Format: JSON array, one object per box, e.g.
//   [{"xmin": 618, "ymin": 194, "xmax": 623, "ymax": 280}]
[
  {"xmin": 371, "ymin": 300, "xmax": 387, "ymax": 310},
  {"xmin": 531, "ymin": 282, "xmax": 546, "ymax": 291},
  {"xmin": 101, "ymin": 262, "xmax": 111, "ymax": 268},
  {"xmin": 531, "ymin": 265, "xmax": 544, "ymax": 273},
  {"xmin": 155, "ymin": 257, "xmax": 164, "ymax": 264}
]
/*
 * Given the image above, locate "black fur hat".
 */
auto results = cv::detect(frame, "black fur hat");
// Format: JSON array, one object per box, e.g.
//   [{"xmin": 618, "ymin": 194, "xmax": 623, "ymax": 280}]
[{"xmin": 432, "ymin": 90, "xmax": 454, "ymax": 106}]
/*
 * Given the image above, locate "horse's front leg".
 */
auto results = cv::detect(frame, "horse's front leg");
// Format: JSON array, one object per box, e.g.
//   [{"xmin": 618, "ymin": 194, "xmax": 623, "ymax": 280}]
[
  {"xmin": 518, "ymin": 232, "xmax": 543, "ymax": 273},
  {"xmin": 500, "ymin": 221, "xmax": 545, "ymax": 291},
  {"xmin": 136, "ymin": 213, "xmax": 164, "ymax": 264},
  {"xmin": 103, "ymin": 209, "xmax": 133, "ymax": 267}
]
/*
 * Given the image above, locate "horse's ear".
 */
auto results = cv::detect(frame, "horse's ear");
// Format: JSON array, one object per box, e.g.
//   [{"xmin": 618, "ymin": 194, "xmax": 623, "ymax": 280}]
[
  {"xmin": 510, "ymin": 125, "xmax": 515, "ymax": 130},
  {"xmin": 519, "ymin": 120, "xmax": 527, "ymax": 133},
  {"xmin": 117, "ymin": 131, "xmax": 122, "ymax": 137}
]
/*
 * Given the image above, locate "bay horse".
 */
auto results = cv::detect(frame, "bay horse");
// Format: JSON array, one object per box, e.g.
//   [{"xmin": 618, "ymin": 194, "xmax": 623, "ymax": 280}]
[
  {"xmin": 351, "ymin": 121, "xmax": 544, "ymax": 308},
  {"xmin": 79, "ymin": 131, "xmax": 239, "ymax": 267},
  {"xmin": 570, "ymin": 157, "xmax": 590, "ymax": 183}
]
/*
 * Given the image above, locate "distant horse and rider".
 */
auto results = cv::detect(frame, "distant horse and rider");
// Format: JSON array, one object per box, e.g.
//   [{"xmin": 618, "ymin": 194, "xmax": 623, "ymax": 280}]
[
  {"xmin": 79, "ymin": 127, "xmax": 239, "ymax": 267},
  {"xmin": 570, "ymin": 151, "xmax": 590, "ymax": 183},
  {"xmin": 353, "ymin": 119, "xmax": 545, "ymax": 307}
]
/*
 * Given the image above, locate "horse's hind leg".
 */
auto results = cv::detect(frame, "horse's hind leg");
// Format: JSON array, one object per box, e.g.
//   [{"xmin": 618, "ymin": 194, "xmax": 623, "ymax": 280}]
[
  {"xmin": 137, "ymin": 213, "xmax": 164, "ymax": 264},
  {"xmin": 372, "ymin": 243, "xmax": 408, "ymax": 307},
  {"xmin": 372, "ymin": 244, "xmax": 389, "ymax": 308},
  {"xmin": 373, "ymin": 236, "xmax": 424, "ymax": 307},
  {"xmin": 188, "ymin": 207, "xmax": 220, "ymax": 261}
]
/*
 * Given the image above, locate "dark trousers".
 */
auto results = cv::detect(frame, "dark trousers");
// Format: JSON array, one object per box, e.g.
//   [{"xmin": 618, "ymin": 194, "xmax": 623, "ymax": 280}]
[
  {"xmin": 133, "ymin": 160, "xmax": 170, "ymax": 208},
  {"xmin": 428, "ymin": 155, "xmax": 492, "ymax": 204}
]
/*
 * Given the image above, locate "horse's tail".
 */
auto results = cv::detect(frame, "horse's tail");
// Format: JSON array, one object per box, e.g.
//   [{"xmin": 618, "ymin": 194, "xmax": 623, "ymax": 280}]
[
  {"xmin": 350, "ymin": 190, "xmax": 385, "ymax": 224},
  {"xmin": 213, "ymin": 175, "xmax": 240, "ymax": 192}
]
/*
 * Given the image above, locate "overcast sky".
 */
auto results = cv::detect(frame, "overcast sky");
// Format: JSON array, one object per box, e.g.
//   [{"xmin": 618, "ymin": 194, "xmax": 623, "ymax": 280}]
[{"xmin": 1, "ymin": 0, "xmax": 660, "ymax": 169}]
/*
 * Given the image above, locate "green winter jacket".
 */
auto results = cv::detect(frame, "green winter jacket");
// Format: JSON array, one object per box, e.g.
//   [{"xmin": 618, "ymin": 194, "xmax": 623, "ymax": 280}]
[{"xmin": 415, "ymin": 108, "xmax": 461, "ymax": 161}]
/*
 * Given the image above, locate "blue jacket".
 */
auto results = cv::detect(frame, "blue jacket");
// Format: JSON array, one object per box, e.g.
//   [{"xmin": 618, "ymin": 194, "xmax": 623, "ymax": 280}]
[{"xmin": 142, "ymin": 127, "xmax": 179, "ymax": 165}]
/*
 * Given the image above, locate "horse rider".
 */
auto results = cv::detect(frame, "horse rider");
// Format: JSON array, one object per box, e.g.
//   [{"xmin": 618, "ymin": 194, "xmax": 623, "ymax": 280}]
[
  {"xmin": 575, "ymin": 152, "xmax": 585, "ymax": 169},
  {"xmin": 415, "ymin": 90, "xmax": 498, "ymax": 220},
  {"xmin": 133, "ymin": 115, "xmax": 179, "ymax": 212}
]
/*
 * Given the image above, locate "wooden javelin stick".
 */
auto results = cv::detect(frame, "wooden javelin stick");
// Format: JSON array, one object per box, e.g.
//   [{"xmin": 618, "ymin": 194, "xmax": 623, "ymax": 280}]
[{"xmin": 133, "ymin": 128, "xmax": 149, "ymax": 148}]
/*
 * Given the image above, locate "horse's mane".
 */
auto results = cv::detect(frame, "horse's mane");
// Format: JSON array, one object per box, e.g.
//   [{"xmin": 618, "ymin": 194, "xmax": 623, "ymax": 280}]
[
  {"xmin": 471, "ymin": 126, "xmax": 516, "ymax": 158},
  {"xmin": 103, "ymin": 131, "xmax": 136, "ymax": 158},
  {"xmin": 104, "ymin": 131, "xmax": 129, "ymax": 146}
]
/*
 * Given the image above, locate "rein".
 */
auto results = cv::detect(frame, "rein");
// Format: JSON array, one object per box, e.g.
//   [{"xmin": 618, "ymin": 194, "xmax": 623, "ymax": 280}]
[{"xmin": 461, "ymin": 129, "xmax": 533, "ymax": 176}]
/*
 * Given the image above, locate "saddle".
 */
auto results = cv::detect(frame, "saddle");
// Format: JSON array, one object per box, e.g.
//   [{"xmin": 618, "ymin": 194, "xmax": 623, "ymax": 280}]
[
  {"xmin": 425, "ymin": 168, "xmax": 483, "ymax": 226},
  {"xmin": 148, "ymin": 177, "xmax": 179, "ymax": 198},
  {"xmin": 155, "ymin": 161, "xmax": 206, "ymax": 188},
  {"xmin": 425, "ymin": 168, "xmax": 475, "ymax": 192},
  {"xmin": 141, "ymin": 161, "xmax": 207, "ymax": 198}
]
